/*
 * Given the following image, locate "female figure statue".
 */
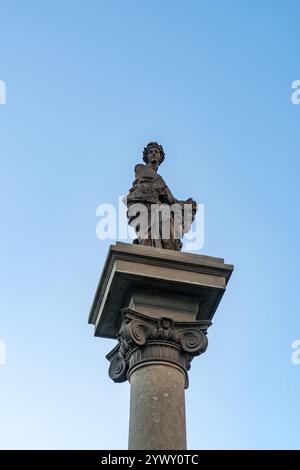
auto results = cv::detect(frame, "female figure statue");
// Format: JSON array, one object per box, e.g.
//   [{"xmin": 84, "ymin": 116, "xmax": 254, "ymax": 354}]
[{"xmin": 126, "ymin": 142, "xmax": 197, "ymax": 251}]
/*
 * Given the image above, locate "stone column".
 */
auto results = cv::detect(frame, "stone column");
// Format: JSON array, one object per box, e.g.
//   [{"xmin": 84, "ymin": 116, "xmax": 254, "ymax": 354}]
[
  {"xmin": 106, "ymin": 309, "xmax": 210, "ymax": 450},
  {"xmin": 128, "ymin": 364, "xmax": 186, "ymax": 450},
  {"xmin": 89, "ymin": 242, "xmax": 234, "ymax": 450}
]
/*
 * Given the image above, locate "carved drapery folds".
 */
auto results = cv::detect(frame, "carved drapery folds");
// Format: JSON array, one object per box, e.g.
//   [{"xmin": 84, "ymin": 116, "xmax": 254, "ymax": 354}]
[
  {"xmin": 106, "ymin": 309, "xmax": 211, "ymax": 388},
  {"xmin": 125, "ymin": 142, "xmax": 197, "ymax": 251}
]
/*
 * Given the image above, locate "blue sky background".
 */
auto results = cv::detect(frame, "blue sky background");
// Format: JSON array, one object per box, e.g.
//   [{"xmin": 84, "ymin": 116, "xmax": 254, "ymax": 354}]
[{"xmin": 0, "ymin": 0, "xmax": 300, "ymax": 449}]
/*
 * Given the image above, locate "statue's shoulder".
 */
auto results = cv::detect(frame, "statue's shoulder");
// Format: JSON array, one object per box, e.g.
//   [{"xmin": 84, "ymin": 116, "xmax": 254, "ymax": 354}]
[{"xmin": 134, "ymin": 163, "xmax": 157, "ymax": 181}]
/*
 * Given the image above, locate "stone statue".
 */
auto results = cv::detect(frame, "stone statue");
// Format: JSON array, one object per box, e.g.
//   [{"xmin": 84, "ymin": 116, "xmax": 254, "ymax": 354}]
[{"xmin": 125, "ymin": 142, "xmax": 197, "ymax": 251}]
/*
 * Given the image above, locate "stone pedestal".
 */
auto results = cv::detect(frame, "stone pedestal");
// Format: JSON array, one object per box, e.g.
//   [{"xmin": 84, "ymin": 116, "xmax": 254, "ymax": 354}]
[{"xmin": 89, "ymin": 242, "xmax": 233, "ymax": 450}]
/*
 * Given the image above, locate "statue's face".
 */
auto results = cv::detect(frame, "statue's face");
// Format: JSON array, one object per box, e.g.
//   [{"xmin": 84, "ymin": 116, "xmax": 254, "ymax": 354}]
[{"xmin": 147, "ymin": 147, "xmax": 161, "ymax": 166}]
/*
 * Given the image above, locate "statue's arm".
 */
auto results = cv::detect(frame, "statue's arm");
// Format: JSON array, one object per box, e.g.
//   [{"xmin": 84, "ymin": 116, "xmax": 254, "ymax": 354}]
[
  {"xmin": 159, "ymin": 182, "xmax": 177, "ymax": 205},
  {"xmin": 166, "ymin": 186, "xmax": 177, "ymax": 204},
  {"xmin": 128, "ymin": 164, "xmax": 144, "ymax": 192}
]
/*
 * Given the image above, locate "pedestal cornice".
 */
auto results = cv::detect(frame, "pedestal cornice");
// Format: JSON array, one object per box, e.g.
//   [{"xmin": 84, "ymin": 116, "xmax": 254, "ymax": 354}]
[{"xmin": 89, "ymin": 243, "xmax": 233, "ymax": 339}]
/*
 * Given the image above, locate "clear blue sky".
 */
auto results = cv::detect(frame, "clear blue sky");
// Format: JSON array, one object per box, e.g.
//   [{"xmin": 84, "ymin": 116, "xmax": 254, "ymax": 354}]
[{"xmin": 0, "ymin": 0, "xmax": 300, "ymax": 449}]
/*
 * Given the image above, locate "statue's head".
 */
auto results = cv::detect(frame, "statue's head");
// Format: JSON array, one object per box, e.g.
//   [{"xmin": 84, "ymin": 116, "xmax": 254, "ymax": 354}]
[{"xmin": 143, "ymin": 142, "xmax": 165, "ymax": 167}]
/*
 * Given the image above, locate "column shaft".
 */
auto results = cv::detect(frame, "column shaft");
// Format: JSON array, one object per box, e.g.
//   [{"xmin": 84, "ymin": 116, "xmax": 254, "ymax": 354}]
[{"xmin": 128, "ymin": 364, "xmax": 186, "ymax": 450}]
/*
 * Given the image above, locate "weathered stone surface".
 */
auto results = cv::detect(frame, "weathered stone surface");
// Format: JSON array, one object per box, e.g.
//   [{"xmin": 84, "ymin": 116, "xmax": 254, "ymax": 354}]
[{"xmin": 128, "ymin": 364, "xmax": 186, "ymax": 450}]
